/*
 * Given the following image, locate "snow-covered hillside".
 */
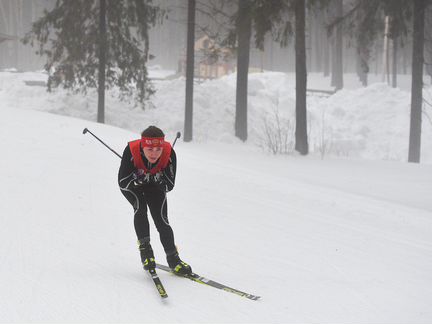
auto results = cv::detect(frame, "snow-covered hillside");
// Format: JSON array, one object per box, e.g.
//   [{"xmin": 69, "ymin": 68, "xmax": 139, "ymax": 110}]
[
  {"xmin": 1, "ymin": 69, "xmax": 432, "ymax": 163},
  {"xmin": 1, "ymin": 103, "xmax": 432, "ymax": 322}
]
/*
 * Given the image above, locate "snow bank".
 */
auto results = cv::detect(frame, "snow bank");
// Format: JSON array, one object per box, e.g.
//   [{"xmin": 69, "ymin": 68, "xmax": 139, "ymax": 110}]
[{"xmin": 1, "ymin": 69, "xmax": 431, "ymax": 163}]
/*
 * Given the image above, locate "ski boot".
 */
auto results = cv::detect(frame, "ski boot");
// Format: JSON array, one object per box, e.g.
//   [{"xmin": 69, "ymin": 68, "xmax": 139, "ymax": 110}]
[
  {"xmin": 138, "ymin": 238, "xmax": 156, "ymax": 270},
  {"xmin": 167, "ymin": 251, "xmax": 192, "ymax": 275}
]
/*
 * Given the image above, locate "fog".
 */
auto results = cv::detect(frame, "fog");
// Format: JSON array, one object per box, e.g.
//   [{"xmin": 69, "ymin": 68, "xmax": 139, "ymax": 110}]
[{"xmin": 2, "ymin": 0, "xmax": 430, "ymax": 81}]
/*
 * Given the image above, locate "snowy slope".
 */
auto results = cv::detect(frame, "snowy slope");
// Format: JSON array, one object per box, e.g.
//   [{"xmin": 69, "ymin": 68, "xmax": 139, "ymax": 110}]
[{"xmin": 1, "ymin": 107, "xmax": 432, "ymax": 323}]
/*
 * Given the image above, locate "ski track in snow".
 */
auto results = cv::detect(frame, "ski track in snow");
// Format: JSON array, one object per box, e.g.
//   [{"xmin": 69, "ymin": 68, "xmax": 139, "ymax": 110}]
[{"xmin": 1, "ymin": 90, "xmax": 432, "ymax": 322}]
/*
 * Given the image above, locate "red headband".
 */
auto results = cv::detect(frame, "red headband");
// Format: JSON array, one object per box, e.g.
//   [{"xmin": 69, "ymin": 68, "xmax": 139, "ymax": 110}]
[{"xmin": 141, "ymin": 136, "xmax": 165, "ymax": 148}]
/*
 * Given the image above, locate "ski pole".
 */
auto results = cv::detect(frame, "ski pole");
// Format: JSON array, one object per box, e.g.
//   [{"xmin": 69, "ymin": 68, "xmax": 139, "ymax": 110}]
[
  {"xmin": 82, "ymin": 128, "xmax": 122, "ymax": 159},
  {"xmin": 172, "ymin": 131, "xmax": 181, "ymax": 147}
]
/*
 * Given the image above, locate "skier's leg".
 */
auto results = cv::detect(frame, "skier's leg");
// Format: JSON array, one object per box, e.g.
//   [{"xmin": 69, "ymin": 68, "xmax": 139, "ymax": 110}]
[
  {"xmin": 145, "ymin": 189, "xmax": 176, "ymax": 255},
  {"xmin": 121, "ymin": 189, "xmax": 154, "ymax": 268},
  {"xmin": 145, "ymin": 189, "xmax": 192, "ymax": 275},
  {"xmin": 120, "ymin": 189, "xmax": 150, "ymax": 239}
]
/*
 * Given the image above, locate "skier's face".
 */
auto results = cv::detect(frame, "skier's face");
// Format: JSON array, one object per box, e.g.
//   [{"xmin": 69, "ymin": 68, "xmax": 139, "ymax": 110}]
[{"xmin": 143, "ymin": 146, "xmax": 163, "ymax": 163}]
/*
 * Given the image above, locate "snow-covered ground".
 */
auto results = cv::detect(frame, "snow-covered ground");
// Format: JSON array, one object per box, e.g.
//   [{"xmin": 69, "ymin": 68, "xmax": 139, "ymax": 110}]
[
  {"xmin": 1, "ymin": 69, "xmax": 432, "ymax": 323},
  {"xmin": 1, "ymin": 67, "xmax": 432, "ymax": 163}
]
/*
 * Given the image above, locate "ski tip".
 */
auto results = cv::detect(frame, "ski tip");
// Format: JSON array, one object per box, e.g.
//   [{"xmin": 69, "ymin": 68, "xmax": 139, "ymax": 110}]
[{"xmin": 244, "ymin": 295, "xmax": 261, "ymax": 301}]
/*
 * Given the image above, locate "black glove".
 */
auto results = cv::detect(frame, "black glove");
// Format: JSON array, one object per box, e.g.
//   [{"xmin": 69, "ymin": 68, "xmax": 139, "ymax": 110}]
[
  {"xmin": 132, "ymin": 169, "xmax": 151, "ymax": 187},
  {"xmin": 152, "ymin": 172, "xmax": 168, "ymax": 192}
]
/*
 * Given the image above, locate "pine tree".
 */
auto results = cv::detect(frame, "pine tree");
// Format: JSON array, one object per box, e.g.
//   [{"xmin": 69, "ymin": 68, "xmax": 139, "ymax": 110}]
[
  {"xmin": 252, "ymin": 0, "xmax": 331, "ymax": 155},
  {"xmin": 341, "ymin": 0, "xmax": 428, "ymax": 162},
  {"xmin": 23, "ymin": 0, "xmax": 162, "ymax": 114},
  {"xmin": 202, "ymin": 0, "xmax": 330, "ymax": 151}
]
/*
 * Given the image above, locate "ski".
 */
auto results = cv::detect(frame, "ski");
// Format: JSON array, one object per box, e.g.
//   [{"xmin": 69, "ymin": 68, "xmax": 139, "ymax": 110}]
[
  {"xmin": 156, "ymin": 263, "xmax": 260, "ymax": 301},
  {"xmin": 147, "ymin": 268, "xmax": 168, "ymax": 298}
]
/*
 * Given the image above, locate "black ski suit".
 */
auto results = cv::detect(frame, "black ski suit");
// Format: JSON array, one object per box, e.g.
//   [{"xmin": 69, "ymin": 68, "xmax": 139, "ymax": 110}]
[{"xmin": 118, "ymin": 144, "xmax": 177, "ymax": 255}]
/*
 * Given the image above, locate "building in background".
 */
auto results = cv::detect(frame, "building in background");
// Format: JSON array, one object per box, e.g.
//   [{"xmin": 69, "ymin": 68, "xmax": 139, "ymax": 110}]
[{"xmin": 178, "ymin": 35, "xmax": 235, "ymax": 80}]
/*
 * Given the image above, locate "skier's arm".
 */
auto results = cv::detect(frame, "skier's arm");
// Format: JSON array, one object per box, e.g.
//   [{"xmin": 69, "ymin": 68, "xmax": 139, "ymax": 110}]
[
  {"xmin": 118, "ymin": 146, "xmax": 136, "ymax": 190},
  {"xmin": 164, "ymin": 149, "xmax": 177, "ymax": 192},
  {"xmin": 157, "ymin": 149, "xmax": 177, "ymax": 192}
]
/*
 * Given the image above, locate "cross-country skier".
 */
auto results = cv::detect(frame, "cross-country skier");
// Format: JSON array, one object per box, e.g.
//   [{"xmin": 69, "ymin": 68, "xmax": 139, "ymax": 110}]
[{"xmin": 118, "ymin": 125, "xmax": 192, "ymax": 275}]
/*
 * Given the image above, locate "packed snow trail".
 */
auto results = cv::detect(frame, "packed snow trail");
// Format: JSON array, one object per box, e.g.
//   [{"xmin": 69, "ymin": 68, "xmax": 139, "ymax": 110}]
[{"xmin": 1, "ymin": 108, "xmax": 431, "ymax": 323}]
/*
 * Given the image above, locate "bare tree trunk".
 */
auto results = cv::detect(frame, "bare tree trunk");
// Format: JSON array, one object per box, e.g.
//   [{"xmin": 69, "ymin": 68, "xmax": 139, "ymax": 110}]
[
  {"xmin": 22, "ymin": 0, "xmax": 33, "ymax": 70},
  {"xmin": 306, "ymin": 8, "xmax": 312, "ymax": 71},
  {"xmin": 323, "ymin": 29, "xmax": 330, "ymax": 76},
  {"xmin": 184, "ymin": 0, "xmax": 196, "ymax": 142},
  {"xmin": 13, "ymin": 0, "xmax": 19, "ymax": 69},
  {"xmin": 9, "ymin": 0, "xmax": 18, "ymax": 69},
  {"xmin": 425, "ymin": 6, "xmax": 432, "ymax": 83},
  {"xmin": 392, "ymin": 37, "xmax": 398, "ymax": 88},
  {"xmin": 322, "ymin": 6, "xmax": 330, "ymax": 76},
  {"xmin": 403, "ymin": 41, "xmax": 408, "ymax": 74},
  {"xmin": 314, "ymin": 10, "xmax": 323, "ymax": 72},
  {"xmin": 97, "ymin": 0, "xmax": 106, "ymax": 123},
  {"xmin": 269, "ymin": 36, "xmax": 274, "ymax": 70},
  {"xmin": 333, "ymin": 0, "xmax": 343, "ymax": 90},
  {"xmin": 235, "ymin": 0, "xmax": 252, "ymax": 142},
  {"xmin": 408, "ymin": 0, "xmax": 425, "ymax": 163},
  {"xmin": 382, "ymin": 15, "xmax": 390, "ymax": 83},
  {"xmin": 356, "ymin": 48, "xmax": 368, "ymax": 87},
  {"xmin": 0, "ymin": 1, "xmax": 8, "ymax": 68},
  {"xmin": 375, "ymin": 41, "xmax": 380, "ymax": 75},
  {"xmin": 294, "ymin": 0, "xmax": 308, "ymax": 155}
]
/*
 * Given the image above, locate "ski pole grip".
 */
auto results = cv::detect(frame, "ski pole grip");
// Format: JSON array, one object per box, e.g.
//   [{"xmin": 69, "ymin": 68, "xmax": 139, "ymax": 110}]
[{"xmin": 172, "ymin": 131, "xmax": 181, "ymax": 147}]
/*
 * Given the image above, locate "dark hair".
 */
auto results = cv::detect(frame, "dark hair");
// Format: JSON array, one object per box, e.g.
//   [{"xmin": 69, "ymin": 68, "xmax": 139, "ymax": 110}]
[{"xmin": 141, "ymin": 125, "xmax": 165, "ymax": 138}]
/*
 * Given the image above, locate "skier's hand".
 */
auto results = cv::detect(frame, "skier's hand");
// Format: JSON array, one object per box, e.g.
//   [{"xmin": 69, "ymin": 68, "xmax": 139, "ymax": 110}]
[
  {"xmin": 132, "ymin": 170, "xmax": 151, "ymax": 187},
  {"xmin": 152, "ymin": 172, "xmax": 168, "ymax": 192}
]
